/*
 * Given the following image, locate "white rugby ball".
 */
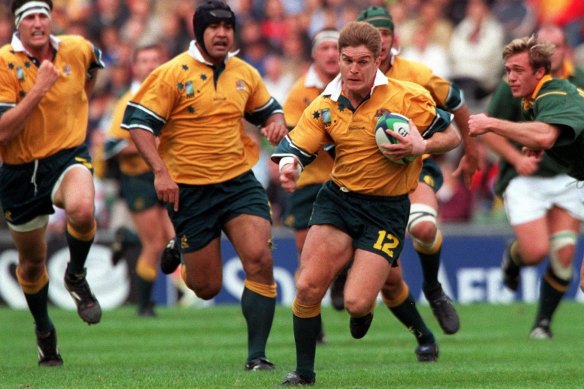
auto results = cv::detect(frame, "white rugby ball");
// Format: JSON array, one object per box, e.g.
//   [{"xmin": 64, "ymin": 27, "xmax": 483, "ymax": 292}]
[{"xmin": 374, "ymin": 113, "xmax": 416, "ymax": 164}]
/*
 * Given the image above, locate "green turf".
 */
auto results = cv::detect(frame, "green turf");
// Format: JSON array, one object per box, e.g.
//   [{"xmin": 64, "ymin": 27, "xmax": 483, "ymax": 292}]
[{"xmin": 2, "ymin": 302, "xmax": 583, "ymax": 388}]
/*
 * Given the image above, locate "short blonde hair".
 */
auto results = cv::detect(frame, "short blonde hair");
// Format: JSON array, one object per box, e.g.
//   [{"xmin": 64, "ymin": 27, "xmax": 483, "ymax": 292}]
[
  {"xmin": 338, "ymin": 21, "xmax": 381, "ymax": 58},
  {"xmin": 502, "ymin": 35, "xmax": 555, "ymax": 74}
]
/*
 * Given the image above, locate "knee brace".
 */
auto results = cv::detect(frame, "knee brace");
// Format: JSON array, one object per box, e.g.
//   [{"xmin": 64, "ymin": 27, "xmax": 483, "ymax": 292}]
[
  {"xmin": 549, "ymin": 230, "xmax": 577, "ymax": 281},
  {"xmin": 408, "ymin": 204, "xmax": 441, "ymax": 254}
]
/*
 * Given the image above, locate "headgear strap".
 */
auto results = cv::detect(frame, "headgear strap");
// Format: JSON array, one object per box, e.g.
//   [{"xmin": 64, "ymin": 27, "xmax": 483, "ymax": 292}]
[{"xmin": 14, "ymin": 1, "xmax": 51, "ymax": 29}]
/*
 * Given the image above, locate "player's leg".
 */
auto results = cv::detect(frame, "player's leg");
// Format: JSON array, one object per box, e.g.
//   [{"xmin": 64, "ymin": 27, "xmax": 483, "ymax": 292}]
[
  {"xmin": 381, "ymin": 263, "xmax": 438, "ymax": 362},
  {"xmin": 530, "ymin": 206, "xmax": 580, "ymax": 339},
  {"xmin": 53, "ymin": 165, "xmax": 101, "ymax": 324},
  {"xmin": 285, "ymin": 224, "xmax": 354, "ymax": 385},
  {"xmin": 11, "ymin": 225, "xmax": 63, "ymax": 366},
  {"xmin": 294, "ymin": 227, "xmax": 327, "ymax": 344},
  {"xmin": 408, "ymin": 180, "xmax": 459, "ymax": 334},
  {"xmin": 502, "ymin": 176, "xmax": 551, "ymax": 291},
  {"xmin": 131, "ymin": 204, "xmax": 173, "ymax": 316},
  {"xmin": 225, "ymin": 213, "xmax": 278, "ymax": 370},
  {"xmin": 344, "ymin": 249, "xmax": 392, "ymax": 339},
  {"xmin": 220, "ymin": 171, "xmax": 278, "ymax": 370}
]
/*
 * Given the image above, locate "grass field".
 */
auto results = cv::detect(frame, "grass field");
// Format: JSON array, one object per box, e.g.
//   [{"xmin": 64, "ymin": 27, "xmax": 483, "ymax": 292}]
[{"xmin": 2, "ymin": 302, "xmax": 583, "ymax": 388}]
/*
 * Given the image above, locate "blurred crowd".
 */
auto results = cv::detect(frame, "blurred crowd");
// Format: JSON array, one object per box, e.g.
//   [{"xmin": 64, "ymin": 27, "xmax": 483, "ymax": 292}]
[{"xmin": 0, "ymin": 0, "xmax": 583, "ymax": 232}]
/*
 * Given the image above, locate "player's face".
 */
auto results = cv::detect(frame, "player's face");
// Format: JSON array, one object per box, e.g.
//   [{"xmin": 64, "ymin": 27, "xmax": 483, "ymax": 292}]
[
  {"xmin": 340, "ymin": 45, "xmax": 380, "ymax": 99},
  {"xmin": 18, "ymin": 12, "xmax": 51, "ymax": 54},
  {"xmin": 505, "ymin": 51, "xmax": 544, "ymax": 98},
  {"xmin": 202, "ymin": 21, "xmax": 234, "ymax": 64},
  {"xmin": 313, "ymin": 40, "xmax": 339, "ymax": 79},
  {"xmin": 133, "ymin": 48, "xmax": 164, "ymax": 82},
  {"xmin": 378, "ymin": 28, "xmax": 394, "ymax": 62},
  {"xmin": 537, "ymin": 29, "xmax": 565, "ymax": 75}
]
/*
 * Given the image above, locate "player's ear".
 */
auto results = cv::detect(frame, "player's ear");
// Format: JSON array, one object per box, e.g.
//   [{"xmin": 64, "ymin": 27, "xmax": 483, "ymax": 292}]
[{"xmin": 534, "ymin": 66, "xmax": 546, "ymax": 80}]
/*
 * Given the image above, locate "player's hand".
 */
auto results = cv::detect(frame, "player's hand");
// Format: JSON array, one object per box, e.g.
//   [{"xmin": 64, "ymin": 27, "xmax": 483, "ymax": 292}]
[
  {"xmin": 34, "ymin": 60, "xmax": 60, "ymax": 95},
  {"xmin": 381, "ymin": 119, "xmax": 425, "ymax": 160},
  {"xmin": 154, "ymin": 171, "xmax": 180, "ymax": 212},
  {"xmin": 515, "ymin": 152, "xmax": 540, "ymax": 176},
  {"xmin": 468, "ymin": 113, "xmax": 492, "ymax": 136},
  {"xmin": 261, "ymin": 120, "xmax": 288, "ymax": 146},
  {"xmin": 279, "ymin": 159, "xmax": 300, "ymax": 192},
  {"xmin": 453, "ymin": 153, "xmax": 479, "ymax": 189}
]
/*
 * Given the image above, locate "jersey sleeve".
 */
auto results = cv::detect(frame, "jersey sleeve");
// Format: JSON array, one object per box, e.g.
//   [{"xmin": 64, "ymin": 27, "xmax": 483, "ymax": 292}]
[
  {"xmin": 0, "ymin": 64, "xmax": 18, "ymax": 116},
  {"xmin": 271, "ymin": 97, "xmax": 330, "ymax": 168},
  {"xmin": 121, "ymin": 72, "xmax": 171, "ymax": 136},
  {"xmin": 244, "ymin": 66, "xmax": 283, "ymax": 126}
]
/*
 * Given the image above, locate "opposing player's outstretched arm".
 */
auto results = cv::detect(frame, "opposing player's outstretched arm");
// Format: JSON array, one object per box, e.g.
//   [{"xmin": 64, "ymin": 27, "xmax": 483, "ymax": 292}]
[
  {"xmin": 469, "ymin": 113, "xmax": 560, "ymax": 149},
  {"xmin": 452, "ymin": 105, "xmax": 480, "ymax": 188},
  {"xmin": 480, "ymin": 132, "xmax": 540, "ymax": 176}
]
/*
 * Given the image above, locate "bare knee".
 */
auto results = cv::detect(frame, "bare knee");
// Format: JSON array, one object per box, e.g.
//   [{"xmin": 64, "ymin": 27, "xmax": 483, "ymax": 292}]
[
  {"xmin": 344, "ymin": 294, "xmax": 375, "ymax": 318},
  {"xmin": 186, "ymin": 279, "xmax": 221, "ymax": 300},
  {"xmin": 67, "ymin": 206, "xmax": 95, "ymax": 232},
  {"xmin": 517, "ymin": 241, "xmax": 548, "ymax": 264},
  {"xmin": 18, "ymin": 260, "xmax": 46, "ymax": 280},
  {"xmin": 295, "ymin": 276, "xmax": 328, "ymax": 306},
  {"xmin": 410, "ymin": 221, "xmax": 437, "ymax": 244},
  {"xmin": 242, "ymin": 250, "xmax": 274, "ymax": 283},
  {"xmin": 381, "ymin": 275, "xmax": 402, "ymax": 299}
]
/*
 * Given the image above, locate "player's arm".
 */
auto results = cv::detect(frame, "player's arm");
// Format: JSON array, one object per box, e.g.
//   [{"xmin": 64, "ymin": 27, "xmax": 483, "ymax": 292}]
[
  {"xmin": 84, "ymin": 40, "xmax": 105, "ymax": 97},
  {"xmin": 122, "ymin": 96, "xmax": 179, "ymax": 210},
  {"xmin": 392, "ymin": 106, "xmax": 461, "ymax": 158},
  {"xmin": 480, "ymin": 132, "xmax": 539, "ymax": 176},
  {"xmin": 451, "ymin": 104, "xmax": 480, "ymax": 187},
  {"xmin": 129, "ymin": 128, "xmax": 179, "ymax": 211},
  {"xmin": 469, "ymin": 113, "xmax": 560, "ymax": 149},
  {"xmin": 0, "ymin": 60, "xmax": 59, "ymax": 145},
  {"xmin": 84, "ymin": 68, "xmax": 99, "ymax": 97},
  {"xmin": 425, "ymin": 73, "xmax": 479, "ymax": 186},
  {"xmin": 261, "ymin": 112, "xmax": 288, "ymax": 145}
]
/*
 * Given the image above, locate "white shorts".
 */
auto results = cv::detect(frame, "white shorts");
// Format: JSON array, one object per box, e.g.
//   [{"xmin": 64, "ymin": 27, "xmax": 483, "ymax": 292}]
[{"xmin": 503, "ymin": 175, "xmax": 584, "ymax": 225}]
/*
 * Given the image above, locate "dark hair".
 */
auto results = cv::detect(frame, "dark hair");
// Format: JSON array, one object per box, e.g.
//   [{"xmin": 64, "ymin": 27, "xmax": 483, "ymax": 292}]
[
  {"xmin": 192, "ymin": 0, "xmax": 236, "ymax": 55},
  {"xmin": 11, "ymin": 0, "xmax": 53, "ymax": 15}
]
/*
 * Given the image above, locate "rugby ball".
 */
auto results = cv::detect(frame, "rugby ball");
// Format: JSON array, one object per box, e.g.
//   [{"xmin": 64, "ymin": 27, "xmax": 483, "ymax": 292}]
[{"xmin": 374, "ymin": 113, "xmax": 416, "ymax": 164}]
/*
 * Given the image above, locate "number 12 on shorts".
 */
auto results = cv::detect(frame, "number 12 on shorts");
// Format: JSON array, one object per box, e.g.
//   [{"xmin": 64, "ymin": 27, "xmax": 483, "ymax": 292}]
[{"xmin": 373, "ymin": 230, "xmax": 399, "ymax": 258}]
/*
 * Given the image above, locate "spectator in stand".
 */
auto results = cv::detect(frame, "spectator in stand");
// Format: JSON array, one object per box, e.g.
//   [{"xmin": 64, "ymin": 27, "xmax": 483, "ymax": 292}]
[
  {"xmin": 401, "ymin": 25, "xmax": 451, "ymax": 79},
  {"xmin": 399, "ymin": 0, "xmax": 453, "ymax": 51},
  {"xmin": 449, "ymin": 0, "xmax": 506, "ymax": 110}
]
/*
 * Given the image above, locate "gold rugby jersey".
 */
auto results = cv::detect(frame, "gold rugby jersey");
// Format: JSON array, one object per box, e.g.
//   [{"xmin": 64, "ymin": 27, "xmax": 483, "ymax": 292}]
[
  {"xmin": 0, "ymin": 34, "xmax": 104, "ymax": 164},
  {"xmin": 273, "ymin": 71, "xmax": 451, "ymax": 197},
  {"xmin": 283, "ymin": 67, "xmax": 334, "ymax": 188},
  {"xmin": 122, "ymin": 43, "xmax": 281, "ymax": 185},
  {"xmin": 106, "ymin": 86, "xmax": 150, "ymax": 176},
  {"xmin": 387, "ymin": 56, "xmax": 463, "ymax": 112},
  {"xmin": 107, "ymin": 87, "xmax": 259, "ymax": 176}
]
